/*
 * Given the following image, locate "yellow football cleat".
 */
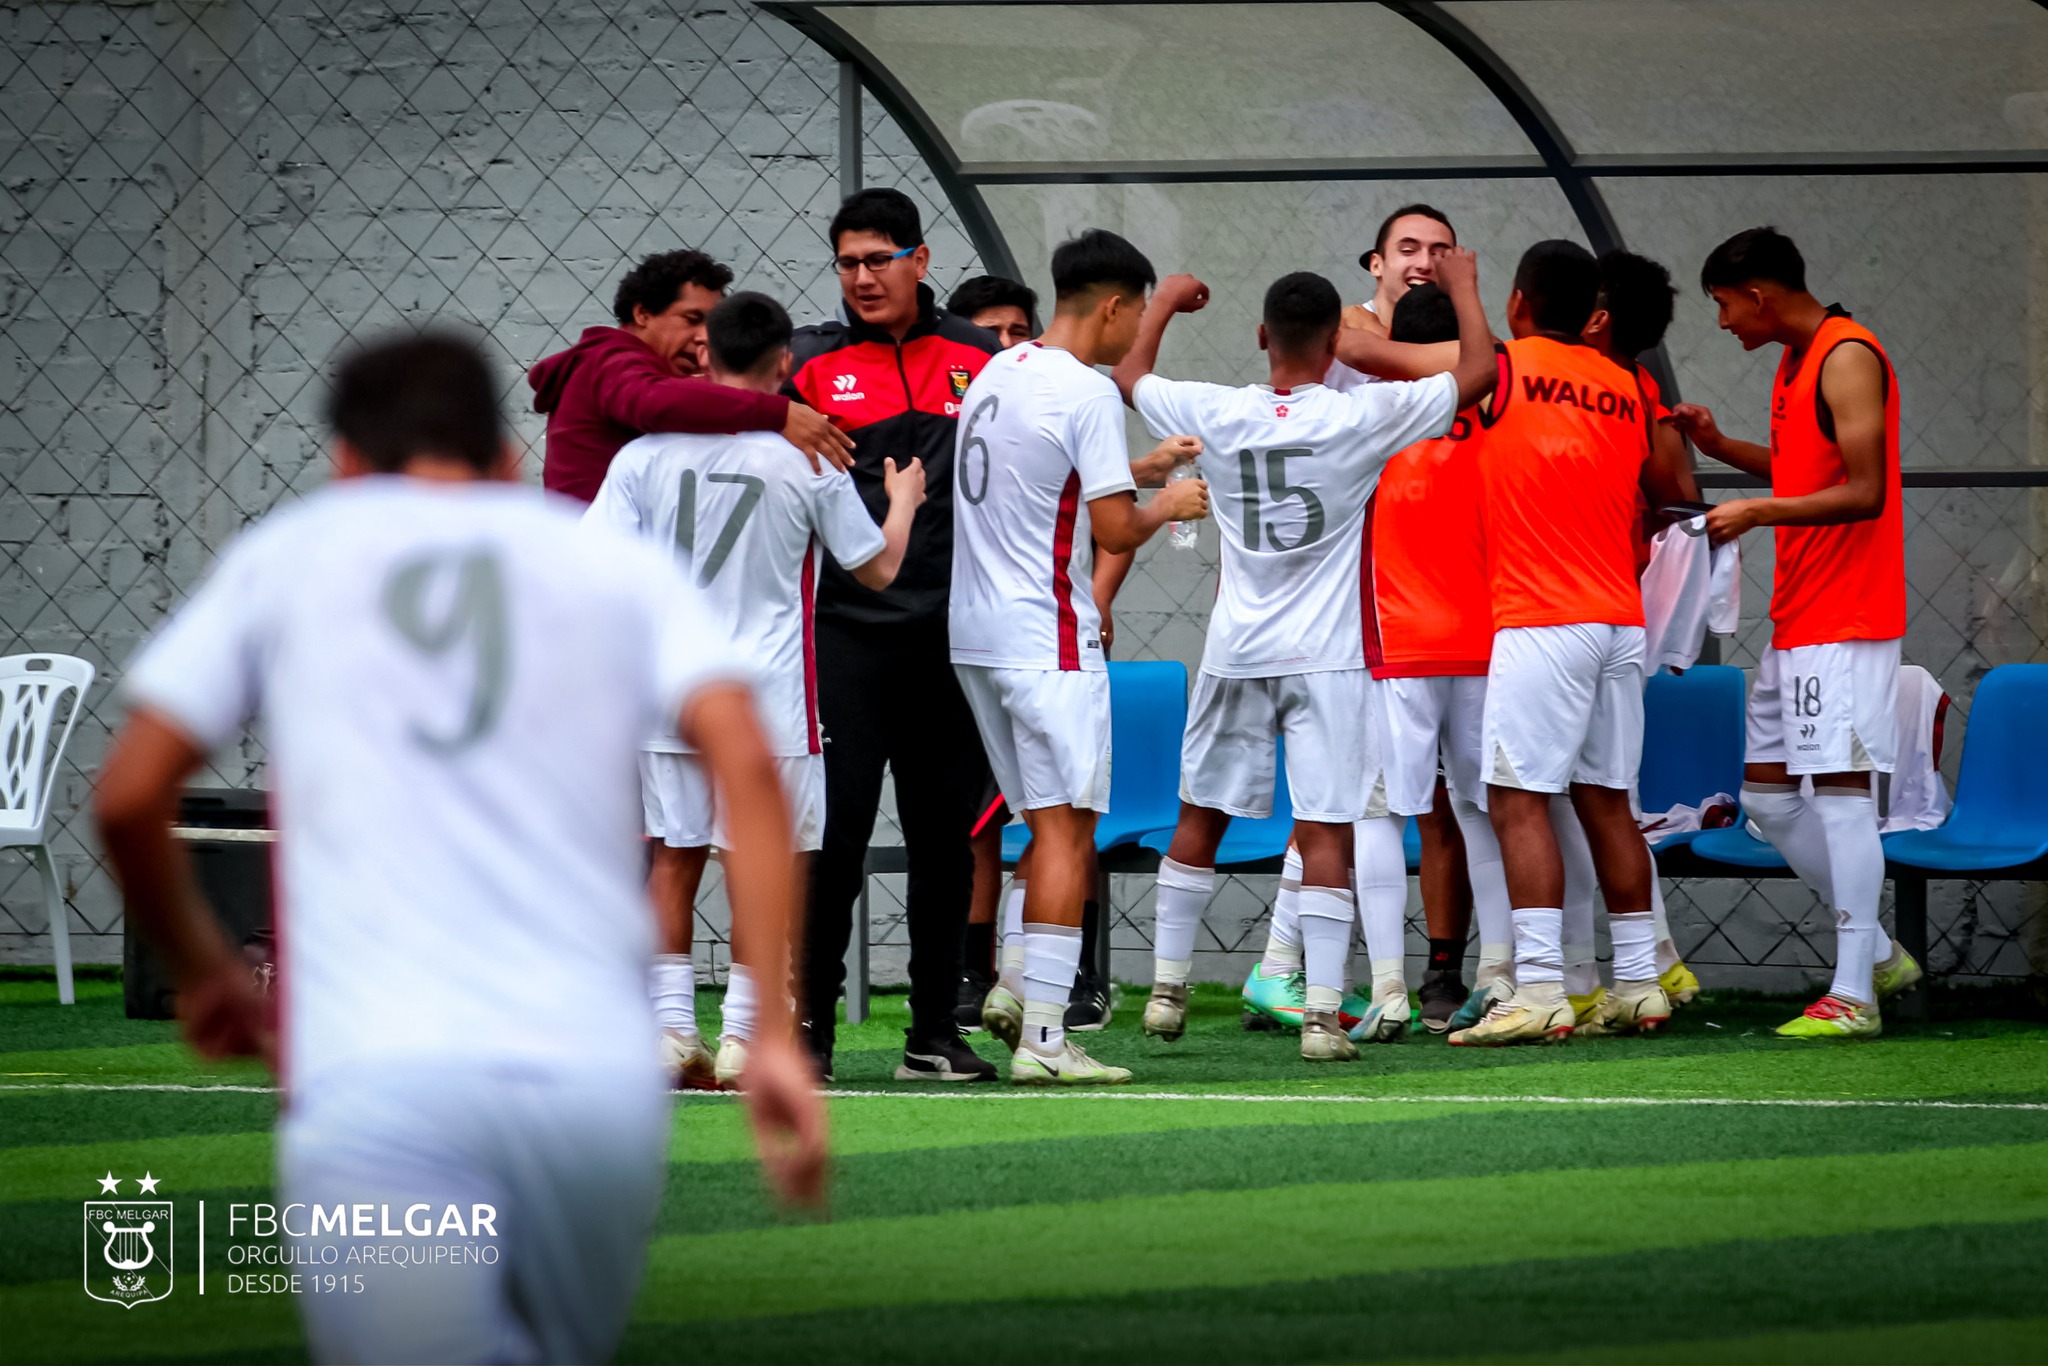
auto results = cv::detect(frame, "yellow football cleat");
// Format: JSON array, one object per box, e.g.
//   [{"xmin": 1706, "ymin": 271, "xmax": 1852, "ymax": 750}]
[
  {"xmin": 1873, "ymin": 946, "xmax": 1922, "ymax": 1001},
  {"xmin": 981, "ymin": 983, "xmax": 1024, "ymax": 1053},
  {"xmin": 1569, "ymin": 986, "xmax": 1608, "ymax": 1028},
  {"xmin": 1775, "ymin": 994, "xmax": 1881, "ymax": 1040},
  {"xmin": 1659, "ymin": 959, "xmax": 1701, "ymax": 1006}
]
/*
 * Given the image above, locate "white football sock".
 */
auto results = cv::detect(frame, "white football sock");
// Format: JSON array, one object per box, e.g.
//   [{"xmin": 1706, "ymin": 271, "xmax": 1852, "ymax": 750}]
[
  {"xmin": 1610, "ymin": 911, "xmax": 1658, "ymax": 984},
  {"xmin": 1649, "ymin": 846, "xmax": 1680, "ymax": 973},
  {"xmin": 1742, "ymin": 784, "xmax": 1836, "ymax": 906},
  {"xmin": 651, "ymin": 954, "xmax": 696, "ymax": 1035},
  {"xmin": 1297, "ymin": 885, "xmax": 1355, "ymax": 1012},
  {"xmin": 1153, "ymin": 857, "xmax": 1215, "ymax": 987},
  {"xmin": 1514, "ymin": 906, "xmax": 1565, "ymax": 988},
  {"xmin": 720, "ymin": 963, "xmax": 758, "ymax": 1041},
  {"xmin": 1353, "ymin": 815, "xmax": 1409, "ymax": 994},
  {"xmin": 1816, "ymin": 789, "xmax": 1886, "ymax": 1005},
  {"xmin": 1451, "ymin": 795, "xmax": 1513, "ymax": 986},
  {"xmin": 1552, "ymin": 799, "xmax": 1600, "ymax": 997},
  {"xmin": 998, "ymin": 883, "xmax": 1027, "ymax": 993},
  {"xmin": 1261, "ymin": 847, "xmax": 1305, "ymax": 975},
  {"xmin": 1022, "ymin": 924, "xmax": 1084, "ymax": 1055}
]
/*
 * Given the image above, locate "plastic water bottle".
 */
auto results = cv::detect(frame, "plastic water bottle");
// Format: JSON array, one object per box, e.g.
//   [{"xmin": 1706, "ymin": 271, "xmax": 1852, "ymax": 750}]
[{"xmin": 1167, "ymin": 464, "xmax": 1199, "ymax": 551}]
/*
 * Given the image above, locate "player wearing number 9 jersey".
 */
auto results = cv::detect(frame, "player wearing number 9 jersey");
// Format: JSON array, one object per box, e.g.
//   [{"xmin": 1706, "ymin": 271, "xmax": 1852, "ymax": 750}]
[
  {"xmin": 96, "ymin": 331, "xmax": 827, "ymax": 1364},
  {"xmin": 1113, "ymin": 258, "xmax": 1499, "ymax": 1060},
  {"xmin": 588, "ymin": 293, "xmax": 925, "ymax": 1087}
]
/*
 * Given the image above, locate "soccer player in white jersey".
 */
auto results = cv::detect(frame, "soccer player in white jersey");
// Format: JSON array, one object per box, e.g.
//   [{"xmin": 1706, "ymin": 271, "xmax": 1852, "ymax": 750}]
[
  {"xmin": 951, "ymin": 229, "xmax": 1211, "ymax": 1085},
  {"xmin": 584, "ymin": 292, "xmax": 968, "ymax": 1085},
  {"xmin": 94, "ymin": 332, "xmax": 826, "ymax": 1364},
  {"xmin": 1111, "ymin": 253, "xmax": 1498, "ymax": 1061}
]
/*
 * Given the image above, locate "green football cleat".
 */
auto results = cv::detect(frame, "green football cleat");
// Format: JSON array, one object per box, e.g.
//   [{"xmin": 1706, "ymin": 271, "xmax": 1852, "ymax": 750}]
[
  {"xmin": 1141, "ymin": 982, "xmax": 1189, "ymax": 1041},
  {"xmin": 981, "ymin": 983, "xmax": 1024, "ymax": 1053},
  {"xmin": 1873, "ymin": 945, "xmax": 1922, "ymax": 1001},
  {"xmin": 1337, "ymin": 987, "xmax": 1372, "ymax": 1033},
  {"xmin": 1659, "ymin": 959, "xmax": 1702, "ymax": 1006},
  {"xmin": 1241, "ymin": 963, "xmax": 1308, "ymax": 1028},
  {"xmin": 1010, "ymin": 1040, "xmax": 1133, "ymax": 1086},
  {"xmin": 1775, "ymin": 994, "xmax": 1881, "ymax": 1040}
]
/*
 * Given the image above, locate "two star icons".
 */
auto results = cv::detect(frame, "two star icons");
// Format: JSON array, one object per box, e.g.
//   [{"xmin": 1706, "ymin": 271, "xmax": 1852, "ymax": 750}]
[{"xmin": 95, "ymin": 1172, "xmax": 160, "ymax": 1195}]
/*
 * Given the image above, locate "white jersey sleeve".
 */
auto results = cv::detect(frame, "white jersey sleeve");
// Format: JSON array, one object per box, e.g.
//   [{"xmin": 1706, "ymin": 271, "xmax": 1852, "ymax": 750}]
[
  {"xmin": 1342, "ymin": 372, "xmax": 1460, "ymax": 455},
  {"xmin": 123, "ymin": 521, "xmax": 283, "ymax": 749},
  {"xmin": 1131, "ymin": 373, "xmax": 1218, "ymax": 445},
  {"xmin": 645, "ymin": 542, "xmax": 753, "ymax": 732},
  {"xmin": 583, "ymin": 443, "xmax": 649, "ymax": 538},
  {"xmin": 807, "ymin": 467, "xmax": 886, "ymax": 572},
  {"xmin": 1069, "ymin": 390, "xmax": 1139, "ymax": 502}
]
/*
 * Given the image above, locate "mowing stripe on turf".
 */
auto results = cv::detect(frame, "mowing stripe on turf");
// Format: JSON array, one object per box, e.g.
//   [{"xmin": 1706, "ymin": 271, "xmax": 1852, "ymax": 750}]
[{"xmin": 634, "ymin": 1140, "xmax": 2048, "ymax": 1323}]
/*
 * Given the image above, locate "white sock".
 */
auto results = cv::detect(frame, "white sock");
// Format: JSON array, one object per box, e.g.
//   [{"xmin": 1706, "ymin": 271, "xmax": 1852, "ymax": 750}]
[
  {"xmin": 1743, "ymin": 784, "xmax": 1837, "ymax": 906},
  {"xmin": 1610, "ymin": 911, "xmax": 1657, "ymax": 984},
  {"xmin": 1022, "ymin": 924, "xmax": 1084, "ymax": 1054},
  {"xmin": 1514, "ymin": 906, "xmax": 1565, "ymax": 987},
  {"xmin": 1153, "ymin": 857, "xmax": 1215, "ymax": 987},
  {"xmin": 1815, "ymin": 789, "xmax": 1886, "ymax": 1005},
  {"xmin": 1649, "ymin": 846, "xmax": 1679, "ymax": 973},
  {"xmin": 720, "ymin": 963, "xmax": 757, "ymax": 1042},
  {"xmin": 1353, "ymin": 816, "xmax": 1409, "ymax": 995},
  {"xmin": 1549, "ymin": 798, "xmax": 1600, "ymax": 996},
  {"xmin": 1452, "ymin": 795, "xmax": 1513, "ymax": 986},
  {"xmin": 651, "ymin": 954, "xmax": 696, "ymax": 1035},
  {"xmin": 998, "ymin": 883, "xmax": 1027, "ymax": 993},
  {"xmin": 1262, "ymin": 847, "xmax": 1305, "ymax": 974},
  {"xmin": 1297, "ymin": 885, "xmax": 1355, "ymax": 1012}
]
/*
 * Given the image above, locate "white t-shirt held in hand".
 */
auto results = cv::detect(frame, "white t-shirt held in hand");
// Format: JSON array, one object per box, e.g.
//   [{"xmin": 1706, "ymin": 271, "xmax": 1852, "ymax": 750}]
[
  {"xmin": 949, "ymin": 342, "xmax": 1137, "ymax": 672},
  {"xmin": 1133, "ymin": 370, "xmax": 1457, "ymax": 678},
  {"xmin": 122, "ymin": 478, "xmax": 748, "ymax": 1094},
  {"xmin": 587, "ymin": 430, "xmax": 885, "ymax": 756}
]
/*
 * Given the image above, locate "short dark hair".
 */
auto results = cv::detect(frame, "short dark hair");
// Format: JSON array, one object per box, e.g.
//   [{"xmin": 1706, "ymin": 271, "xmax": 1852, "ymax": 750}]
[
  {"xmin": 611, "ymin": 249, "xmax": 733, "ymax": 327},
  {"xmin": 327, "ymin": 330, "xmax": 504, "ymax": 474},
  {"xmin": 948, "ymin": 275, "xmax": 1039, "ymax": 330},
  {"xmin": 829, "ymin": 187, "xmax": 924, "ymax": 252},
  {"xmin": 1597, "ymin": 250, "xmax": 1677, "ymax": 358},
  {"xmin": 1512, "ymin": 239, "xmax": 1603, "ymax": 335},
  {"xmin": 1361, "ymin": 203, "xmax": 1456, "ymax": 270},
  {"xmin": 1388, "ymin": 281, "xmax": 1459, "ymax": 346},
  {"xmin": 1050, "ymin": 229, "xmax": 1156, "ymax": 303},
  {"xmin": 1700, "ymin": 226, "xmax": 1807, "ymax": 295},
  {"xmin": 707, "ymin": 291, "xmax": 793, "ymax": 375},
  {"xmin": 1261, "ymin": 271, "xmax": 1342, "ymax": 356}
]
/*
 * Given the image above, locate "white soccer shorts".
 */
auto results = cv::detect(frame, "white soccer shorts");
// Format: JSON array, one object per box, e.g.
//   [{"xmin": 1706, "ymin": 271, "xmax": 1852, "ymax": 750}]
[
  {"xmin": 279, "ymin": 1061, "xmax": 670, "ymax": 1366},
  {"xmin": 1481, "ymin": 624, "xmax": 1646, "ymax": 794},
  {"xmin": 639, "ymin": 751, "xmax": 825, "ymax": 852},
  {"xmin": 954, "ymin": 664, "xmax": 1112, "ymax": 812},
  {"xmin": 1181, "ymin": 668, "xmax": 1376, "ymax": 823},
  {"xmin": 1746, "ymin": 637, "xmax": 1901, "ymax": 775},
  {"xmin": 1373, "ymin": 673, "xmax": 1489, "ymax": 815}
]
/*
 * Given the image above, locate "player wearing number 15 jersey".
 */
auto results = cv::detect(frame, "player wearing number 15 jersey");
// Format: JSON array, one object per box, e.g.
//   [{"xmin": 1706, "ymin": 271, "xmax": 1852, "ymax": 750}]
[
  {"xmin": 95, "ymin": 332, "xmax": 825, "ymax": 1364},
  {"xmin": 1112, "ymin": 257, "xmax": 1498, "ymax": 1061},
  {"xmin": 589, "ymin": 293, "xmax": 929, "ymax": 1087}
]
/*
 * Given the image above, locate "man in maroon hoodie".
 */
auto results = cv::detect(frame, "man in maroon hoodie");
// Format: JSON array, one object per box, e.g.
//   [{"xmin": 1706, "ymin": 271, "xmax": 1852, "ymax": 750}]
[{"xmin": 530, "ymin": 249, "xmax": 852, "ymax": 500}]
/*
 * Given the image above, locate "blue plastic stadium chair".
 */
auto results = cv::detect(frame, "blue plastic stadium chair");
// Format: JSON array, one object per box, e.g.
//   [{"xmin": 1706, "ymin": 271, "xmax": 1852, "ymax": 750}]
[
  {"xmin": 1689, "ymin": 822, "xmax": 1790, "ymax": 870},
  {"xmin": 1639, "ymin": 664, "xmax": 1746, "ymax": 851},
  {"xmin": 1000, "ymin": 659, "xmax": 1190, "ymax": 862},
  {"xmin": 1886, "ymin": 663, "xmax": 2048, "ymax": 873},
  {"xmin": 1137, "ymin": 737, "xmax": 1296, "ymax": 870}
]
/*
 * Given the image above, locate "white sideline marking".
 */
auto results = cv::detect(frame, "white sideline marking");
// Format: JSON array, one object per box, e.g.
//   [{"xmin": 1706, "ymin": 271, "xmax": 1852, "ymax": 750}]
[{"xmin": 4, "ymin": 1083, "xmax": 2045, "ymax": 1114}]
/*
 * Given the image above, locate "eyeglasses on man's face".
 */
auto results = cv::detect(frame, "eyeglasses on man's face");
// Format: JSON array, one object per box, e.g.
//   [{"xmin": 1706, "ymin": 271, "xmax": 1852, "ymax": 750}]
[{"xmin": 833, "ymin": 245, "xmax": 916, "ymax": 276}]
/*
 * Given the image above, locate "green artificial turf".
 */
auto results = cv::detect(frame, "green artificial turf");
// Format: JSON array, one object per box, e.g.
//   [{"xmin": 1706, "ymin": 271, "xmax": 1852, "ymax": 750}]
[{"xmin": 5, "ymin": 974, "xmax": 2048, "ymax": 1364}]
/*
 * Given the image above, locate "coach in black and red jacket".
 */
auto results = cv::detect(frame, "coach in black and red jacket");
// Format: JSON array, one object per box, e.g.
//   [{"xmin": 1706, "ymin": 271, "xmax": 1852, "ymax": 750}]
[{"xmin": 788, "ymin": 189, "xmax": 1001, "ymax": 1083}]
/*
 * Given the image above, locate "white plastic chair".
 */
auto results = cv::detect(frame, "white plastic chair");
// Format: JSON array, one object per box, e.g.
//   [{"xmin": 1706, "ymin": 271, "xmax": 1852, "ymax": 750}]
[{"xmin": 1, "ymin": 653, "xmax": 96, "ymax": 1004}]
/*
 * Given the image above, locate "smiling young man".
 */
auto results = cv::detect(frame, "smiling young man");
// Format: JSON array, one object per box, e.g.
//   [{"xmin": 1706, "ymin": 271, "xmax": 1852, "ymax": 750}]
[
  {"xmin": 530, "ymin": 250, "xmax": 851, "ymax": 502},
  {"xmin": 1669, "ymin": 226, "xmax": 1919, "ymax": 1040},
  {"xmin": 786, "ymin": 189, "xmax": 1005, "ymax": 1082},
  {"xmin": 1341, "ymin": 203, "xmax": 1458, "ymax": 339}
]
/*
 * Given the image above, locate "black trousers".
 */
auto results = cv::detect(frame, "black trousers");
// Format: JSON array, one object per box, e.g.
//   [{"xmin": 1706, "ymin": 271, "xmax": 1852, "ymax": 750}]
[{"xmin": 804, "ymin": 616, "xmax": 984, "ymax": 1047}]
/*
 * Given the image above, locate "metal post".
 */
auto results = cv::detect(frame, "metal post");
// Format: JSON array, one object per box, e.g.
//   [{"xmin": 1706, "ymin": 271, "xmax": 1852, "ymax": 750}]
[
  {"xmin": 1893, "ymin": 874, "xmax": 1930, "ymax": 1022},
  {"xmin": 838, "ymin": 60, "xmax": 862, "ymax": 200},
  {"xmin": 847, "ymin": 873, "xmax": 871, "ymax": 1025}
]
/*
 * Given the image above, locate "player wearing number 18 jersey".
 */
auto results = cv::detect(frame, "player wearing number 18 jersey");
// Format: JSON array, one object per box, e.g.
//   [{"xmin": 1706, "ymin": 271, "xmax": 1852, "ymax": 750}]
[
  {"xmin": 1114, "ymin": 257, "xmax": 1498, "ymax": 1061},
  {"xmin": 589, "ymin": 293, "xmax": 934, "ymax": 1086}
]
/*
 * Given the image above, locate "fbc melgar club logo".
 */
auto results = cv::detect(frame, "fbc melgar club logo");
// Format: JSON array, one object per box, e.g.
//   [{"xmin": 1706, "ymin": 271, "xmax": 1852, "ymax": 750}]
[{"xmin": 83, "ymin": 1172, "xmax": 173, "ymax": 1308}]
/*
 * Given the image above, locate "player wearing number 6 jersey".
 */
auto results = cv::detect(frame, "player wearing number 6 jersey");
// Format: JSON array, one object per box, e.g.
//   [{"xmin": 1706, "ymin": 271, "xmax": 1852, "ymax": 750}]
[
  {"xmin": 1671, "ymin": 227, "xmax": 1917, "ymax": 1040},
  {"xmin": 1112, "ymin": 254, "xmax": 1498, "ymax": 1062},
  {"xmin": 94, "ymin": 332, "xmax": 826, "ymax": 1364},
  {"xmin": 587, "ymin": 293, "xmax": 941, "ymax": 1086},
  {"xmin": 951, "ymin": 229, "xmax": 1211, "ymax": 1086}
]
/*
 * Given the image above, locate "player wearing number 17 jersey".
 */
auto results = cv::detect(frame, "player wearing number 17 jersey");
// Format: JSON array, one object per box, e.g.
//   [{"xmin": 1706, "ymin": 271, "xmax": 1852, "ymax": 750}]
[
  {"xmin": 94, "ymin": 332, "xmax": 825, "ymax": 1363},
  {"xmin": 951, "ymin": 230, "xmax": 1211, "ymax": 1086},
  {"xmin": 588, "ymin": 293, "xmax": 947, "ymax": 1086},
  {"xmin": 1112, "ymin": 256, "xmax": 1499, "ymax": 1061}
]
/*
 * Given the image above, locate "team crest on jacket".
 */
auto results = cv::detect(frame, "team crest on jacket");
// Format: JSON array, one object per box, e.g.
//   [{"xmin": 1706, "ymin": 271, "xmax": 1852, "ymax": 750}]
[{"xmin": 948, "ymin": 366, "xmax": 972, "ymax": 400}]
